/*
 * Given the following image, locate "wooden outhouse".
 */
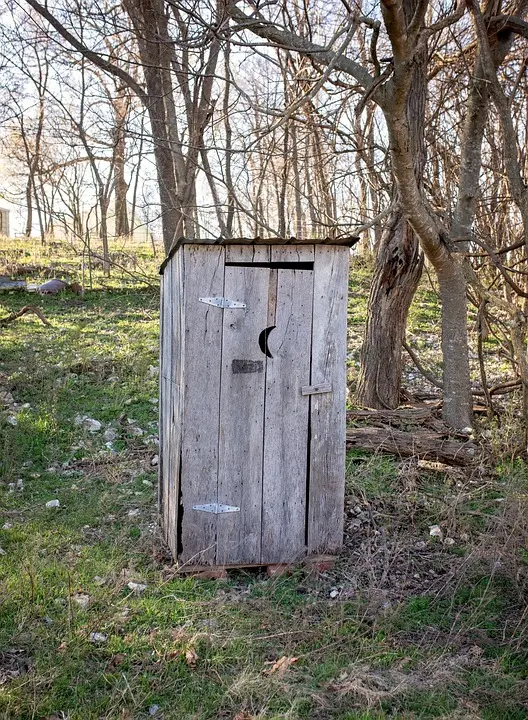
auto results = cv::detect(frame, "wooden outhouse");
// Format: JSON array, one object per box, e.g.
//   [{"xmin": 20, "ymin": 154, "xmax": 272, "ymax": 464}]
[{"xmin": 159, "ymin": 238, "xmax": 355, "ymax": 568}]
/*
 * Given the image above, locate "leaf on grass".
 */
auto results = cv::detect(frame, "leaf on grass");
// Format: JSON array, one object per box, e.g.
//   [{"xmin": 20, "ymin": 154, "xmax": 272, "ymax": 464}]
[
  {"xmin": 107, "ymin": 653, "xmax": 126, "ymax": 670},
  {"xmin": 264, "ymin": 655, "xmax": 298, "ymax": 677},
  {"xmin": 185, "ymin": 647, "xmax": 198, "ymax": 668}
]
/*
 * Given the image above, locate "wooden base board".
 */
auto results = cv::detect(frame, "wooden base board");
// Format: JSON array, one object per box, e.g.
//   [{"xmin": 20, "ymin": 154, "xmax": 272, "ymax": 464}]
[{"xmin": 176, "ymin": 555, "xmax": 337, "ymax": 578}]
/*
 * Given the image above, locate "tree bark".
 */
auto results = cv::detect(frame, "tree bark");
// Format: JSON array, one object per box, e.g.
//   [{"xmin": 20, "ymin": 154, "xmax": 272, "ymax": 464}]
[
  {"xmin": 356, "ymin": 0, "xmax": 425, "ymax": 410},
  {"xmin": 357, "ymin": 214, "xmax": 423, "ymax": 407},
  {"xmin": 113, "ymin": 91, "xmax": 130, "ymax": 237}
]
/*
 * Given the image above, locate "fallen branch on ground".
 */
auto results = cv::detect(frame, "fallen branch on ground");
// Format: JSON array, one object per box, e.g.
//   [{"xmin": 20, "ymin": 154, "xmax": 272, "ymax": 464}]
[
  {"xmin": 0, "ymin": 305, "xmax": 51, "ymax": 327},
  {"xmin": 346, "ymin": 426, "xmax": 478, "ymax": 466}
]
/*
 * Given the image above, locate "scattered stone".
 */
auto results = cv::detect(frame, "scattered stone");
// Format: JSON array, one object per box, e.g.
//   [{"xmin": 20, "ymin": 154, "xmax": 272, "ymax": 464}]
[
  {"xmin": 443, "ymin": 537, "xmax": 455, "ymax": 546},
  {"xmin": 7, "ymin": 483, "xmax": 15, "ymax": 492},
  {"xmin": 429, "ymin": 524, "xmax": 443, "ymax": 539},
  {"xmin": 74, "ymin": 415, "xmax": 102, "ymax": 432},
  {"xmin": 150, "ymin": 455, "xmax": 159, "ymax": 467},
  {"xmin": 128, "ymin": 425, "xmax": 144, "ymax": 437},
  {"xmin": 6, "ymin": 415, "xmax": 18, "ymax": 426},
  {"xmin": 2, "ymin": 522, "xmax": 12, "ymax": 530},
  {"xmin": 414, "ymin": 540, "xmax": 427, "ymax": 549},
  {"xmin": 142, "ymin": 479, "xmax": 153, "ymax": 487},
  {"xmin": 16, "ymin": 479, "xmax": 24, "ymax": 491},
  {"xmin": 46, "ymin": 499, "xmax": 60, "ymax": 508},
  {"xmin": 127, "ymin": 581, "xmax": 147, "ymax": 594},
  {"xmin": 0, "ymin": 390, "xmax": 14, "ymax": 405},
  {"xmin": 149, "ymin": 398, "xmax": 158, "ymax": 404},
  {"xmin": 148, "ymin": 365, "xmax": 159, "ymax": 377},
  {"xmin": 72, "ymin": 593, "xmax": 90, "ymax": 609},
  {"xmin": 329, "ymin": 587, "xmax": 339, "ymax": 599},
  {"xmin": 103, "ymin": 427, "xmax": 118, "ymax": 442},
  {"xmin": 89, "ymin": 632, "xmax": 107, "ymax": 643},
  {"xmin": 149, "ymin": 705, "xmax": 160, "ymax": 716},
  {"xmin": 127, "ymin": 508, "xmax": 141, "ymax": 517}
]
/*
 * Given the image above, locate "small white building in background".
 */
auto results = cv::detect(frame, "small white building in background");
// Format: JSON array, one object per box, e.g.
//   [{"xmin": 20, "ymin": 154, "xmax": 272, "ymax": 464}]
[
  {"xmin": 0, "ymin": 207, "xmax": 10, "ymax": 236},
  {"xmin": 0, "ymin": 198, "xmax": 25, "ymax": 237}
]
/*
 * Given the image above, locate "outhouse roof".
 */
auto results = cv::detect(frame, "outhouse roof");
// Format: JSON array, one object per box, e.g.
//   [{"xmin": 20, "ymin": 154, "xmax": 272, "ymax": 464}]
[{"xmin": 159, "ymin": 236, "xmax": 359, "ymax": 274}]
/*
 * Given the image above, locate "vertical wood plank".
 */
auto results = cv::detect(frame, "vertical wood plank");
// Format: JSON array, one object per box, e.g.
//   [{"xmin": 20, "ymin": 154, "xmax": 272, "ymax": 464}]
[
  {"xmin": 270, "ymin": 245, "xmax": 315, "ymax": 263},
  {"xmin": 216, "ymin": 266, "xmax": 269, "ymax": 565},
  {"xmin": 166, "ymin": 252, "xmax": 183, "ymax": 557},
  {"xmin": 307, "ymin": 245, "xmax": 350, "ymax": 553},
  {"xmin": 225, "ymin": 245, "xmax": 271, "ymax": 263},
  {"xmin": 261, "ymin": 268, "xmax": 313, "ymax": 564},
  {"xmin": 158, "ymin": 266, "xmax": 171, "ymax": 545},
  {"xmin": 180, "ymin": 245, "xmax": 225, "ymax": 564}
]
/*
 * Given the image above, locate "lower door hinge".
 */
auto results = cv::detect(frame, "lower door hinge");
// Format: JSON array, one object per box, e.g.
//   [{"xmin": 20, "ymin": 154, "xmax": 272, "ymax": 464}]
[{"xmin": 192, "ymin": 503, "xmax": 240, "ymax": 514}]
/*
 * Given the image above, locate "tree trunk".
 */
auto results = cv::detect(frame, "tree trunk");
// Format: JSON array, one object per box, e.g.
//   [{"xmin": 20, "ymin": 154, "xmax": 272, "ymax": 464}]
[
  {"xmin": 356, "ymin": 214, "xmax": 423, "ymax": 407},
  {"xmin": 437, "ymin": 261, "xmax": 473, "ymax": 428},
  {"xmin": 114, "ymin": 92, "xmax": 130, "ymax": 237},
  {"xmin": 356, "ymin": 0, "xmax": 425, "ymax": 409},
  {"xmin": 25, "ymin": 178, "xmax": 33, "ymax": 237}
]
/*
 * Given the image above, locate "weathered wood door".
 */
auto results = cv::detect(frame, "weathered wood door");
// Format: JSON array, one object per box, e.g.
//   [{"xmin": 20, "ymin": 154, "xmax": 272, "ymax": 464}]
[
  {"xmin": 177, "ymin": 244, "xmax": 349, "ymax": 567},
  {"xmin": 217, "ymin": 263, "xmax": 313, "ymax": 565}
]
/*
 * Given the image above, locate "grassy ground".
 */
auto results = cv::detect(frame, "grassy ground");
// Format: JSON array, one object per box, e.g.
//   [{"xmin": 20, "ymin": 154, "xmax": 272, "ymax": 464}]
[{"xmin": 0, "ymin": 238, "xmax": 527, "ymax": 719}]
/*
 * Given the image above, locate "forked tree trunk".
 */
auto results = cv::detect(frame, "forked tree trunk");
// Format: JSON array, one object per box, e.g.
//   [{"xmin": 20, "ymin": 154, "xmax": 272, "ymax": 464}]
[
  {"xmin": 356, "ymin": 214, "xmax": 423, "ymax": 407},
  {"xmin": 356, "ymin": 0, "xmax": 425, "ymax": 409}
]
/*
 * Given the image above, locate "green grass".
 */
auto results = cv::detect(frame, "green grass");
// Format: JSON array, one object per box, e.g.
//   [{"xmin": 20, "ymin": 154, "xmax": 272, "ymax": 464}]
[{"xmin": 1, "ymin": 238, "xmax": 527, "ymax": 719}]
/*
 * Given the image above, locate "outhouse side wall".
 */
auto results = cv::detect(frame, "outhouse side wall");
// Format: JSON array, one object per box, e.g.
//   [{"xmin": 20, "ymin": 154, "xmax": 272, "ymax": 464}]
[{"xmin": 159, "ymin": 249, "xmax": 184, "ymax": 557}]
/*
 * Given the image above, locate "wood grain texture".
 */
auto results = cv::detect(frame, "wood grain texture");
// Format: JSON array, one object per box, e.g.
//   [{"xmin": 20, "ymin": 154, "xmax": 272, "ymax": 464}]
[
  {"xmin": 270, "ymin": 245, "xmax": 315, "ymax": 263},
  {"xmin": 167, "ymin": 252, "xmax": 184, "ymax": 556},
  {"xmin": 180, "ymin": 245, "xmax": 225, "ymax": 564},
  {"xmin": 261, "ymin": 268, "xmax": 313, "ymax": 564},
  {"xmin": 216, "ymin": 266, "xmax": 270, "ymax": 565},
  {"xmin": 307, "ymin": 245, "xmax": 349, "ymax": 554},
  {"xmin": 225, "ymin": 245, "xmax": 271, "ymax": 263},
  {"xmin": 158, "ymin": 268, "xmax": 171, "ymax": 546}
]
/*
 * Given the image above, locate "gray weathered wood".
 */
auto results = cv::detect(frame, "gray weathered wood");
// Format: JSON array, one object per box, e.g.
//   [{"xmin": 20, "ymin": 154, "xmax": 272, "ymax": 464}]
[
  {"xmin": 225, "ymin": 245, "xmax": 271, "ymax": 263},
  {"xmin": 307, "ymin": 245, "xmax": 349, "ymax": 554},
  {"xmin": 261, "ymin": 268, "xmax": 313, "ymax": 564},
  {"xmin": 270, "ymin": 245, "xmax": 315, "ymax": 263},
  {"xmin": 166, "ymin": 252, "xmax": 184, "ymax": 556},
  {"xmin": 216, "ymin": 266, "xmax": 269, "ymax": 565},
  {"xmin": 301, "ymin": 383, "xmax": 333, "ymax": 396},
  {"xmin": 158, "ymin": 270, "xmax": 170, "ymax": 545},
  {"xmin": 180, "ymin": 244, "xmax": 225, "ymax": 564},
  {"xmin": 160, "ymin": 241, "xmax": 350, "ymax": 567}
]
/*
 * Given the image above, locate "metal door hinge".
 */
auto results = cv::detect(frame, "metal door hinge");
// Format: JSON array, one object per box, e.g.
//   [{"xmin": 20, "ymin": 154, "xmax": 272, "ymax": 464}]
[
  {"xmin": 199, "ymin": 296, "xmax": 246, "ymax": 309},
  {"xmin": 192, "ymin": 503, "xmax": 240, "ymax": 514}
]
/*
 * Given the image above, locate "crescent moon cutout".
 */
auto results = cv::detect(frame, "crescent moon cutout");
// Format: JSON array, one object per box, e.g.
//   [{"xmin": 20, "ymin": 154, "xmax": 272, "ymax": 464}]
[{"xmin": 258, "ymin": 326, "xmax": 276, "ymax": 358}]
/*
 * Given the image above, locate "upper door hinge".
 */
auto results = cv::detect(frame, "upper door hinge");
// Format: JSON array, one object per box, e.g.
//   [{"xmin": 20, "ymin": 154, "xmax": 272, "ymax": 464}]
[{"xmin": 199, "ymin": 296, "xmax": 246, "ymax": 309}]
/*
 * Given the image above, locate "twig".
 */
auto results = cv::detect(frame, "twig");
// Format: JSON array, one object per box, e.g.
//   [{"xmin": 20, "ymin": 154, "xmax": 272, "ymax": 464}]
[
  {"xmin": 0, "ymin": 305, "xmax": 51, "ymax": 327},
  {"xmin": 403, "ymin": 339, "xmax": 444, "ymax": 389}
]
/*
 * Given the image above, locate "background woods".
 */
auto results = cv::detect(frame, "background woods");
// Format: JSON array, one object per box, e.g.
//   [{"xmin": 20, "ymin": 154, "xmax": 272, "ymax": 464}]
[
  {"xmin": 2, "ymin": 0, "xmax": 528, "ymax": 429},
  {"xmin": 2, "ymin": 3, "xmax": 528, "ymax": 717}
]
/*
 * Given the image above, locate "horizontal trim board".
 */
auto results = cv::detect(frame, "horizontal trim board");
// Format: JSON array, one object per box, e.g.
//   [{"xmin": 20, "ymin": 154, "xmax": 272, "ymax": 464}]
[
  {"xmin": 225, "ymin": 261, "xmax": 314, "ymax": 270},
  {"xmin": 159, "ymin": 236, "xmax": 359, "ymax": 274}
]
